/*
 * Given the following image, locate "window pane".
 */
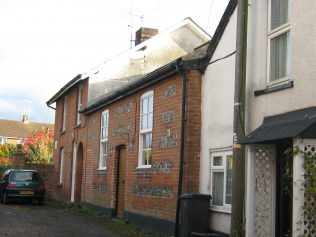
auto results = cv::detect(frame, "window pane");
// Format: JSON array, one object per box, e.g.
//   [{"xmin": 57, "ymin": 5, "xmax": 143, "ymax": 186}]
[
  {"xmin": 148, "ymin": 95, "xmax": 153, "ymax": 112},
  {"xmin": 142, "ymin": 115, "xmax": 148, "ymax": 130},
  {"xmin": 226, "ymin": 155, "xmax": 233, "ymax": 204},
  {"xmin": 271, "ymin": 0, "xmax": 289, "ymax": 30},
  {"xmin": 212, "ymin": 172, "xmax": 224, "ymax": 206},
  {"xmin": 142, "ymin": 149, "xmax": 152, "ymax": 165},
  {"xmin": 213, "ymin": 156, "xmax": 222, "ymax": 166},
  {"xmin": 142, "ymin": 134, "xmax": 148, "ymax": 149},
  {"xmin": 142, "ymin": 132, "xmax": 152, "ymax": 149},
  {"xmin": 270, "ymin": 32, "xmax": 290, "ymax": 81},
  {"xmin": 148, "ymin": 132, "xmax": 152, "ymax": 148},
  {"xmin": 100, "ymin": 141, "xmax": 107, "ymax": 168},
  {"xmin": 148, "ymin": 113, "xmax": 153, "ymax": 129},
  {"xmin": 142, "ymin": 98, "xmax": 148, "ymax": 114}
]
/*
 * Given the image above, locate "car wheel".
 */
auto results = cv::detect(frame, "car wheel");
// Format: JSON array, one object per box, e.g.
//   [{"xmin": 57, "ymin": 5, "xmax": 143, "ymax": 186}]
[
  {"xmin": 3, "ymin": 192, "xmax": 8, "ymax": 204},
  {"xmin": 38, "ymin": 198, "xmax": 44, "ymax": 205}
]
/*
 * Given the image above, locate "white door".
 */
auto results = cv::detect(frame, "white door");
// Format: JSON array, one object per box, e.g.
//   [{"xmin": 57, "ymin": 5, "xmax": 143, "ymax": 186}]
[
  {"xmin": 71, "ymin": 142, "xmax": 77, "ymax": 202},
  {"xmin": 246, "ymin": 144, "xmax": 276, "ymax": 237}
]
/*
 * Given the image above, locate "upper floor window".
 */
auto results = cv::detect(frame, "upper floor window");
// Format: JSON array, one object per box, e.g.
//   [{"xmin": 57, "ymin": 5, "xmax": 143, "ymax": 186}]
[
  {"xmin": 268, "ymin": 0, "xmax": 291, "ymax": 82},
  {"xmin": 77, "ymin": 85, "xmax": 83, "ymax": 126},
  {"xmin": 99, "ymin": 110, "xmax": 109, "ymax": 170},
  {"xmin": 210, "ymin": 149, "xmax": 233, "ymax": 212},
  {"xmin": 62, "ymin": 97, "xmax": 67, "ymax": 131},
  {"xmin": 138, "ymin": 91, "xmax": 153, "ymax": 168},
  {"xmin": 59, "ymin": 148, "xmax": 64, "ymax": 184},
  {"xmin": 0, "ymin": 137, "xmax": 6, "ymax": 145}
]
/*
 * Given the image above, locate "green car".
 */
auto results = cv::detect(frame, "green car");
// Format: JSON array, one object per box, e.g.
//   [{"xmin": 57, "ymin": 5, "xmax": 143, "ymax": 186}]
[{"xmin": 0, "ymin": 169, "xmax": 46, "ymax": 205}]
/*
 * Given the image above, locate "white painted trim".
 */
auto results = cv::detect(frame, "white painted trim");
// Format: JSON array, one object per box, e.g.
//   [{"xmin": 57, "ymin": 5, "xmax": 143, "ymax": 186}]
[
  {"xmin": 245, "ymin": 144, "xmax": 276, "ymax": 237},
  {"xmin": 138, "ymin": 91, "xmax": 154, "ymax": 167},
  {"xmin": 99, "ymin": 110, "xmax": 109, "ymax": 169},
  {"xmin": 209, "ymin": 149, "xmax": 233, "ymax": 211},
  {"xmin": 71, "ymin": 142, "xmax": 77, "ymax": 202},
  {"xmin": 59, "ymin": 148, "xmax": 64, "ymax": 184},
  {"xmin": 62, "ymin": 96, "xmax": 67, "ymax": 132},
  {"xmin": 267, "ymin": 0, "xmax": 291, "ymax": 83},
  {"xmin": 292, "ymin": 138, "xmax": 316, "ymax": 237}
]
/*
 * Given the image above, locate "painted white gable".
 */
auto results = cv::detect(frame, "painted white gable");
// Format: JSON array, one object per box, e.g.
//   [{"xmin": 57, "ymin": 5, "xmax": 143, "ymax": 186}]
[
  {"xmin": 200, "ymin": 7, "xmax": 237, "ymax": 234},
  {"xmin": 82, "ymin": 18, "xmax": 211, "ymax": 104}
]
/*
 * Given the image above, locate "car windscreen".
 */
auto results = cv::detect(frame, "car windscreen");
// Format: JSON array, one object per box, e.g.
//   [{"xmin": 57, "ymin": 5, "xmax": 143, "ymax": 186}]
[{"xmin": 10, "ymin": 171, "xmax": 41, "ymax": 182}]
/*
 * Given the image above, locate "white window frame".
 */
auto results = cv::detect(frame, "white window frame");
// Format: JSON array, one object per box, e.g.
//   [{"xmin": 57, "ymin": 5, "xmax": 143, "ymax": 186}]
[
  {"xmin": 62, "ymin": 96, "xmax": 67, "ymax": 132},
  {"xmin": 210, "ymin": 148, "xmax": 233, "ymax": 212},
  {"xmin": 267, "ymin": 0, "xmax": 291, "ymax": 84},
  {"xmin": 59, "ymin": 148, "xmax": 64, "ymax": 184},
  {"xmin": 138, "ymin": 91, "xmax": 154, "ymax": 168},
  {"xmin": 76, "ymin": 85, "xmax": 83, "ymax": 126},
  {"xmin": 99, "ymin": 110, "xmax": 109, "ymax": 170}
]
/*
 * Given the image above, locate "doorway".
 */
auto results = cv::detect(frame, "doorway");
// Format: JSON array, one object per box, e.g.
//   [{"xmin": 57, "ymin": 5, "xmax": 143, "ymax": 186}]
[
  {"xmin": 75, "ymin": 143, "xmax": 84, "ymax": 203},
  {"xmin": 116, "ymin": 145, "xmax": 126, "ymax": 218}
]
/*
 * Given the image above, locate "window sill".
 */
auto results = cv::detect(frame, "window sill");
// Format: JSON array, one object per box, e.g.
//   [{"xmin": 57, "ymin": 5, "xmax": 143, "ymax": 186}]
[
  {"xmin": 59, "ymin": 130, "xmax": 66, "ymax": 135},
  {"xmin": 136, "ymin": 165, "xmax": 152, "ymax": 169},
  {"xmin": 98, "ymin": 167, "xmax": 107, "ymax": 171},
  {"xmin": 254, "ymin": 80, "xmax": 293, "ymax": 97},
  {"xmin": 57, "ymin": 183, "xmax": 63, "ymax": 187},
  {"xmin": 210, "ymin": 206, "xmax": 231, "ymax": 214}
]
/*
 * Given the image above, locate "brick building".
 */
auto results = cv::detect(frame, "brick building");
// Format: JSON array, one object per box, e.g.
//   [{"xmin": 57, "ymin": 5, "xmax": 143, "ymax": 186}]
[{"xmin": 47, "ymin": 19, "xmax": 210, "ymax": 236}]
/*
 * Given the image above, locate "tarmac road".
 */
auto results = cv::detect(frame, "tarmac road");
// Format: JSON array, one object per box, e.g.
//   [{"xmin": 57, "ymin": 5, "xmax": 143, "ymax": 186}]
[{"xmin": 0, "ymin": 201, "xmax": 123, "ymax": 237}]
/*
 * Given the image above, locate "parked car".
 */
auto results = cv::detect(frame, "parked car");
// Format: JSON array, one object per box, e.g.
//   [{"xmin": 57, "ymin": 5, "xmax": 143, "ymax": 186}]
[{"xmin": 0, "ymin": 169, "xmax": 45, "ymax": 204}]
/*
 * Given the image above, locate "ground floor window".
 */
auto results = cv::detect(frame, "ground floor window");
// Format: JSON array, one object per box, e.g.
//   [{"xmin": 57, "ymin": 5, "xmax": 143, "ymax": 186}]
[{"xmin": 210, "ymin": 149, "xmax": 232, "ymax": 211}]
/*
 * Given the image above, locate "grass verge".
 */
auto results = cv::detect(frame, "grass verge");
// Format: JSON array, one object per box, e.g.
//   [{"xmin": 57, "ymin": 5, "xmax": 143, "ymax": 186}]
[{"xmin": 47, "ymin": 200, "xmax": 160, "ymax": 237}]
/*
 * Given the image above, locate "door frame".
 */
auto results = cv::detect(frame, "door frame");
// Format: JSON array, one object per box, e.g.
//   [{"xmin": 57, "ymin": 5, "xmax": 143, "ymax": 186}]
[
  {"xmin": 115, "ymin": 145, "xmax": 126, "ymax": 218},
  {"xmin": 71, "ymin": 141, "xmax": 77, "ymax": 202}
]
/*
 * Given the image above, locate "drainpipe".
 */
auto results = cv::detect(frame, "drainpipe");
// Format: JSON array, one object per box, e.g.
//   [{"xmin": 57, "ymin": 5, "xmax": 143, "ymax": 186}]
[
  {"xmin": 174, "ymin": 61, "xmax": 187, "ymax": 237},
  {"xmin": 231, "ymin": 0, "xmax": 248, "ymax": 236}
]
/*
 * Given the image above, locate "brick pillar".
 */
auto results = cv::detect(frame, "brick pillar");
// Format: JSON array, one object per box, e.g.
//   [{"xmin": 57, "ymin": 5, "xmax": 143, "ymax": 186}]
[{"xmin": 12, "ymin": 144, "xmax": 26, "ymax": 169}]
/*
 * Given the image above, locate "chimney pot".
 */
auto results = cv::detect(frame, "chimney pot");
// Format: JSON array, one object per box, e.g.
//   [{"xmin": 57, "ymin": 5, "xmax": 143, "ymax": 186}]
[{"xmin": 22, "ymin": 114, "xmax": 29, "ymax": 124}]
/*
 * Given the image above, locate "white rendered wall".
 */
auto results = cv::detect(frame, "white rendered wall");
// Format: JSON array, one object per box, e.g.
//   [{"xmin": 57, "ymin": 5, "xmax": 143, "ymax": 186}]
[
  {"xmin": 245, "ymin": 0, "xmax": 316, "ymax": 133},
  {"xmin": 200, "ymin": 8, "xmax": 237, "ymax": 234}
]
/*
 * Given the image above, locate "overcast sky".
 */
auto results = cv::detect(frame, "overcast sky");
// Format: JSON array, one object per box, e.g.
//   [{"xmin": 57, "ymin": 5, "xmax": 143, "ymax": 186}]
[{"xmin": 0, "ymin": 0, "xmax": 230, "ymax": 123}]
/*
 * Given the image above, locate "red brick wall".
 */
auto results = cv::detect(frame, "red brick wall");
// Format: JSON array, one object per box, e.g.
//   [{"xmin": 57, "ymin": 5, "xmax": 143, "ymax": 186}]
[
  {"xmin": 52, "ymin": 69, "xmax": 202, "ymax": 223},
  {"xmin": 183, "ymin": 69, "xmax": 202, "ymax": 193},
  {"xmin": 53, "ymin": 79, "xmax": 89, "ymax": 202},
  {"xmin": 81, "ymin": 74, "xmax": 183, "ymax": 222},
  {"xmin": 11, "ymin": 151, "xmax": 54, "ymax": 199}
]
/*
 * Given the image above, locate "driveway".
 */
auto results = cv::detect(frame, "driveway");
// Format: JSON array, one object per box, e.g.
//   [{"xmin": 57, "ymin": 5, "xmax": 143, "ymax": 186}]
[{"xmin": 0, "ymin": 202, "xmax": 123, "ymax": 237}]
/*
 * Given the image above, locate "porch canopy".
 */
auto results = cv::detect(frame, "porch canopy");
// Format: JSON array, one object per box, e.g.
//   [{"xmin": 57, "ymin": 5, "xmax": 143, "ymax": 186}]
[{"xmin": 241, "ymin": 107, "xmax": 316, "ymax": 144}]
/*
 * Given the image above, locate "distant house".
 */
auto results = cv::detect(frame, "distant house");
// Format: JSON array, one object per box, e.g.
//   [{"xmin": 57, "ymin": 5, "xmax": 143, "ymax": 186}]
[
  {"xmin": 47, "ymin": 19, "xmax": 211, "ymax": 236},
  {"xmin": 0, "ymin": 115, "xmax": 54, "ymax": 145}
]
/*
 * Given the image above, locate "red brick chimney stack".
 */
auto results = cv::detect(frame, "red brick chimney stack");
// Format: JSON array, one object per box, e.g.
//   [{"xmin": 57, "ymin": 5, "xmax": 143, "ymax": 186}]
[{"xmin": 135, "ymin": 27, "xmax": 158, "ymax": 46}]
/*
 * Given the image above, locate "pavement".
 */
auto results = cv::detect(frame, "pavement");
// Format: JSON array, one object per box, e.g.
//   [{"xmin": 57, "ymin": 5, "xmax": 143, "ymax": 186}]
[{"xmin": 0, "ymin": 201, "xmax": 124, "ymax": 237}]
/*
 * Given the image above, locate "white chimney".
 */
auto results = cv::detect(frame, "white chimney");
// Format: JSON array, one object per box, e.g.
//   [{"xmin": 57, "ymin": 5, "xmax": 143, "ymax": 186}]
[{"xmin": 22, "ymin": 114, "xmax": 29, "ymax": 124}]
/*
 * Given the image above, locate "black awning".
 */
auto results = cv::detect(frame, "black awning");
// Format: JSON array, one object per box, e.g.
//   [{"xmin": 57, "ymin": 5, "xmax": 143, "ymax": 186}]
[{"xmin": 241, "ymin": 107, "xmax": 316, "ymax": 144}]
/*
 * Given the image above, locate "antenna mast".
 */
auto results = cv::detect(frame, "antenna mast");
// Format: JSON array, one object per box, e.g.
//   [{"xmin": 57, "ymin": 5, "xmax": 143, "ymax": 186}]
[{"xmin": 129, "ymin": 0, "xmax": 134, "ymax": 48}]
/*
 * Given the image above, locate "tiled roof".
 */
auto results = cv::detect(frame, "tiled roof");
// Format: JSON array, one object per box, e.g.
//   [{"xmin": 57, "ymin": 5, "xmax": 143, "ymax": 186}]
[{"xmin": 0, "ymin": 119, "xmax": 54, "ymax": 139}]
